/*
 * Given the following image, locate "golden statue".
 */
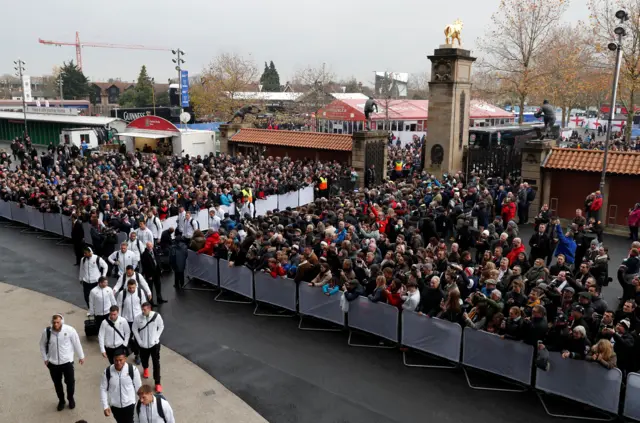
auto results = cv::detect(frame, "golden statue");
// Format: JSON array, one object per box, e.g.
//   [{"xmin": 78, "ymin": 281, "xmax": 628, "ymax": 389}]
[{"xmin": 444, "ymin": 19, "xmax": 463, "ymax": 47}]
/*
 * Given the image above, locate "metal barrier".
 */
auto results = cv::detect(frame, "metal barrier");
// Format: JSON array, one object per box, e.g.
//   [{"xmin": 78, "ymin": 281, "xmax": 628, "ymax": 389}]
[
  {"xmin": 297, "ymin": 283, "xmax": 344, "ymax": 331},
  {"xmin": 82, "ymin": 222, "xmax": 93, "ymax": 246},
  {"xmin": 61, "ymin": 216, "xmax": 72, "ymax": 238},
  {"xmin": 462, "ymin": 327, "xmax": 533, "ymax": 391},
  {"xmin": 347, "ymin": 296, "xmax": 399, "ymax": 347},
  {"xmin": 253, "ymin": 271, "xmax": 297, "ymax": 317},
  {"xmin": 184, "ymin": 250, "xmax": 218, "ymax": 289},
  {"xmin": 401, "ymin": 312, "xmax": 462, "ymax": 368},
  {"xmin": 0, "ymin": 200, "xmax": 11, "ymax": 219},
  {"xmin": 216, "ymin": 259, "xmax": 253, "ymax": 303},
  {"xmin": 10, "ymin": 202, "xmax": 29, "ymax": 225},
  {"xmin": 27, "ymin": 207, "xmax": 45, "ymax": 230},
  {"xmin": 43, "ymin": 213, "xmax": 63, "ymax": 236},
  {"xmin": 624, "ymin": 373, "xmax": 640, "ymax": 422},
  {"xmin": 536, "ymin": 351, "xmax": 622, "ymax": 419}
]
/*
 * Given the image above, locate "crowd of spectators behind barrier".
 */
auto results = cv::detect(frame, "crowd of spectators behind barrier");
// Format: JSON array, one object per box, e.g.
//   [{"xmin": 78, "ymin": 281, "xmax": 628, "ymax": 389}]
[
  {"xmin": 3, "ymin": 134, "xmax": 640, "ymax": 379},
  {"xmin": 562, "ymin": 126, "xmax": 640, "ymax": 151}
]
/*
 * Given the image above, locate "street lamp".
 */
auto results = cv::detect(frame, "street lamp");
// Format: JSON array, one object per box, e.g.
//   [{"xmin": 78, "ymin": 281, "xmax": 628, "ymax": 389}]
[
  {"xmin": 13, "ymin": 59, "xmax": 28, "ymax": 138},
  {"xmin": 151, "ymin": 77, "xmax": 156, "ymax": 115},
  {"xmin": 172, "ymin": 49, "xmax": 185, "ymax": 127},
  {"xmin": 600, "ymin": 10, "xmax": 628, "ymax": 196}
]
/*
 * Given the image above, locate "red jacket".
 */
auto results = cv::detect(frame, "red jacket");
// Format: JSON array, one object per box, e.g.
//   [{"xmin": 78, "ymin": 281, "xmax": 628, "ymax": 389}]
[
  {"xmin": 269, "ymin": 265, "xmax": 286, "ymax": 278},
  {"xmin": 197, "ymin": 232, "xmax": 220, "ymax": 256},
  {"xmin": 506, "ymin": 244, "xmax": 525, "ymax": 265},
  {"xmin": 501, "ymin": 202, "xmax": 516, "ymax": 223},
  {"xmin": 629, "ymin": 209, "xmax": 640, "ymax": 227},
  {"xmin": 590, "ymin": 196, "xmax": 603, "ymax": 211}
]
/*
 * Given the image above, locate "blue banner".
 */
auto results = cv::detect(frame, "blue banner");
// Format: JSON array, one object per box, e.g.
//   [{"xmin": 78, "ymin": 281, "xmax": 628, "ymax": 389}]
[{"xmin": 180, "ymin": 70, "xmax": 189, "ymax": 107}]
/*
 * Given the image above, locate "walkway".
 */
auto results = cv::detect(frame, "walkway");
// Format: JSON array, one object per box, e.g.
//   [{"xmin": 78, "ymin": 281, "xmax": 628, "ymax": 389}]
[{"xmin": 0, "ymin": 282, "xmax": 267, "ymax": 423}]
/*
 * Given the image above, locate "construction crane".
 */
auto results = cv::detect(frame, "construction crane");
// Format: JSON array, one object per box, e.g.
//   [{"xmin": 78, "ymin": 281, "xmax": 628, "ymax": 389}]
[{"xmin": 38, "ymin": 31, "xmax": 173, "ymax": 71}]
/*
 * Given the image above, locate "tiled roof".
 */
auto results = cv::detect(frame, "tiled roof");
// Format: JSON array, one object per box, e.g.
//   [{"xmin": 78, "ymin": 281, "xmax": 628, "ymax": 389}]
[
  {"xmin": 543, "ymin": 148, "xmax": 640, "ymax": 175},
  {"xmin": 229, "ymin": 128, "xmax": 352, "ymax": 151}
]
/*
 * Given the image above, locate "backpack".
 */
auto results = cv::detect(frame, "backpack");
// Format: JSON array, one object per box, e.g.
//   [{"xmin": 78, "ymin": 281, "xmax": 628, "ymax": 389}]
[
  {"xmin": 83, "ymin": 255, "xmax": 105, "ymax": 275},
  {"xmin": 136, "ymin": 394, "xmax": 166, "ymax": 422},
  {"xmin": 105, "ymin": 363, "xmax": 134, "ymax": 390},
  {"xmin": 118, "ymin": 272, "xmax": 141, "ymax": 294},
  {"xmin": 122, "ymin": 287, "xmax": 143, "ymax": 306},
  {"xmin": 45, "ymin": 327, "xmax": 52, "ymax": 355}
]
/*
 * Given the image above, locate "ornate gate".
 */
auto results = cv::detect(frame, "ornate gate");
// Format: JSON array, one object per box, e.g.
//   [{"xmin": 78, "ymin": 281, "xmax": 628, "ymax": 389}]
[
  {"xmin": 365, "ymin": 139, "xmax": 386, "ymax": 185},
  {"xmin": 465, "ymin": 145, "xmax": 522, "ymax": 180}
]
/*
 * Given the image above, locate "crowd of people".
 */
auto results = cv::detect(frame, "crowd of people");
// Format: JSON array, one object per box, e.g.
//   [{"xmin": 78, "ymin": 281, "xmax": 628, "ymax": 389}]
[{"xmin": 561, "ymin": 126, "xmax": 640, "ymax": 152}]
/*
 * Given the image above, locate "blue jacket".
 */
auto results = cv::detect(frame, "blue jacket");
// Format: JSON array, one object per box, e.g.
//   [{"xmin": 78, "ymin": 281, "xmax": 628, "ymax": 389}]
[
  {"xmin": 220, "ymin": 194, "xmax": 233, "ymax": 206},
  {"xmin": 554, "ymin": 224, "xmax": 576, "ymax": 264}
]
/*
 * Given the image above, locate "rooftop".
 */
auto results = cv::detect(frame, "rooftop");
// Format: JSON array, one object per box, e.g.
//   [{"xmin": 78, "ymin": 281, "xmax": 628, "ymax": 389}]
[
  {"xmin": 542, "ymin": 148, "xmax": 640, "ymax": 175},
  {"xmin": 0, "ymin": 111, "xmax": 121, "ymax": 126},
  {"xmin": 229, "ymin": 128, "xmax": 352, "ymax": 151}
]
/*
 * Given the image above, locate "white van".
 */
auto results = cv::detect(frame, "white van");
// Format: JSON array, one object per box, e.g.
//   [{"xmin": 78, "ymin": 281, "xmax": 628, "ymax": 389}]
[{"xmin": 59, "ymin": 128, "xmax": 100, "ymax": 149}]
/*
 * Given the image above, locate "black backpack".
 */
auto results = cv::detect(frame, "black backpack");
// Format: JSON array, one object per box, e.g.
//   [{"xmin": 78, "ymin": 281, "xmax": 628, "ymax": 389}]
[
  {"xmin": 105, "ymin": 363, "xmax": 135, "ymax": 390},
  {"xmin": 83, "ymin": 255, "xmax": 105, "ymax": 274},
  {"xmin": 122, "ymin": 287, "xmax": 143, "ymax": 306},
  {"xmin": 45, "ymin": 327, "xmax": 52, "ymax": 355},
  {"xmin": 118, "ymin": 272, "xmax": 141, "ymax": 294},
  {"xmin": 136, "ymin": 394, "xmax": 166, "ymax": 422}
]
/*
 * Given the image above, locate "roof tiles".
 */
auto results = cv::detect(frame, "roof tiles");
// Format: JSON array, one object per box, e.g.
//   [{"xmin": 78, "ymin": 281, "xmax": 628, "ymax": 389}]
[
  {"xmin": 543, "ymin": 148, "xmax": 640, "ymax": 175},
  {"xmin": 229, "ymin": 128, "xmax": 353, "ymax": 152}
]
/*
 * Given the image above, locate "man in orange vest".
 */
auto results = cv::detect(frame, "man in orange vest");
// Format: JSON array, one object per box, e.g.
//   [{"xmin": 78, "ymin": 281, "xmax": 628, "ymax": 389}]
[{"xmin": 318, "ymin": 175, "xmax": 328, "ymax": 198}]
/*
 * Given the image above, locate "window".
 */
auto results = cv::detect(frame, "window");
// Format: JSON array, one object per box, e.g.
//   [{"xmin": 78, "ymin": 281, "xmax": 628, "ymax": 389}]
[
  {"xmin": 410, "ymin": 123, "xmax": 417, "ymax": 131},
  {"xmin": 107, "ymin": 86, "xmax": 120, "ymax": 104},
  {"xmin": 391, "ymin": 121, "xmax": 398, "ymax": 131},
  {"xmin": 417, "ymin": 121, "xmax": 423, "ymax": 131},
  {"xmin": 80, "ymin": 134, "xmax": 90, "ymax": 143}
]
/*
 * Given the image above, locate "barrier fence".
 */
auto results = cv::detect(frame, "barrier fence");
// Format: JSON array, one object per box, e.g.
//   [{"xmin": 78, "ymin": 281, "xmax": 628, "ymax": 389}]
[{"xmin": 1, "ymin": 199, "xmax": 635, "ymax": 420}]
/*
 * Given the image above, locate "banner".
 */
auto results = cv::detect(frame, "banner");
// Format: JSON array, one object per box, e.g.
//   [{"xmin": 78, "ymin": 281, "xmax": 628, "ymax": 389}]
[
  {"xmin": 255, "ymin": 195, "xmax": 277, "ymax": 217},
  {"xmin": 43, "ymin": 213, "xmax": 63, "ymax": 236},
  {"xmin": 347, "ymin": 296, "xmax": 399, "ymax": 343},
  {"xmin": 10, "ymin": 202, "xmax": 29, "ymax": 225},
  {"xmin": 218, "ymin": 259, "xmax": 253, "ymax": 299},
  {"xmin": 82, "ymin": 222, "xmax": 93, "ymax": 245},
  {"xmin": 299, "ymin": 186, "xmax": 314, "ymax": 206},
  {"xmin": 61, "ymin": 215, "xmax": 73, "ymax": 238},
  {"xmin": 185, "ymin": 250, "xmax": 218, "ymax": 286},
  {"xmin": 220, "ymin": 204, "xmax": 235, "ymax": 216},
  {"xmin": 401, "ymin": 312, "xmax": 462, "ymax": 363},
  {"xmin": 536, "ymin": 351, "xmax": 622, "ymax": 414},
  {"xmin": 462, "ymin": 328, "xmax": 534, "ymax": 385},
  {"xmin": 298, "ymin": 283, "xmax": 344, "ymax": 326},
  {"xmin": 162, "ymin": 216, "xmax": 178, "ymax": 232},
  {"xmin": 27, "ymin": 207, "xmax": 45, "ymax": 230},
  {"xmin": 253, "ymin": 271, "xmax": 297, "ymax": 312},
  {"xmin": 278, "ymin": 191, "xmax": 298, "ymax": 210},
  {"xmin": 624, "ymin": 373, "xmax": 640, "ymax": 421},
  {"xmin": 0, "ymin": 200, "xmax": 11, "ymax": 219},
  {"xmin": 196, "ymin": 209, "xmax": 209, "ymax": 231}
]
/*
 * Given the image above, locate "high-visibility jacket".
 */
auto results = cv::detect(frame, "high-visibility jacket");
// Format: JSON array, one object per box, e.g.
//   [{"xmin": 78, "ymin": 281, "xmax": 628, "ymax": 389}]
[
  {"xmin": 394, "ymin": 161, "xmax": 403, "ymax": 171},
  {"xmin": 319, "ymin": 177, "xmax": 328, "ymax": 190},
  {"xmin": 242, "ymin": 188, "xmax": 252, "ymax": 203}
]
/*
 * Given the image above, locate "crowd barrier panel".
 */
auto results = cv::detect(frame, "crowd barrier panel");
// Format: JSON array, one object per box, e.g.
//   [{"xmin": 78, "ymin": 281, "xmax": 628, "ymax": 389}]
[
  {"xmin": 220, "ymin": 204, "xmax": 235, "ymax": 216},
  {"xmin": 162, "ymin": 216, "xmax": 178, "ymax": 232},
  {"xmin": 185, "ymin": 250, "xmax": 219, "ymax": 287},
  {"xmin": 278, "ymin": 191, "xmax": 298, "ymax": 210},
  {"xmin": 27, "ymin": 207, "xmax": 45, "ymax": 230},
  {"xmin": 253, "ymin": 271, "xmax": 297, "ymax": 314},
  {"xmin": 624, "ymin": 373, "xmax": 640, "ymax": 422},
  {"xmin": 401, "ymin": 311, "xmax": 462, "ymax": 367},
  {"xmin": 347, "ymin": 296, "xmax": 399, "ymax": 345},
  {"xmin": 82, "ymin": 222, "xmax": 93, "ymax": 246},
  {"xmin": 255, "ymin": 195, "xmax": 277, "ymax": 217},
  {"xmin": 10, "ymin": 202, "xmax": 29, "ymax": 225},
  {"xmin": 535, "ymin": 351, "xmax": 622, "ymax": 417},
  {"xmin": 298, "ymin": 283, "xmax": 345, "ymax": 329},
  {"xmin": 299, "ymin": 186, "xmax": 314, "ymax": 206},
  {"xmin": 43, "ymin": 213, "xmax": 64, "ymax": 236},
  {"xmin": 0, "ymin": 200, "xmax": 11, "ymax": 219},
  {"xmin": 217, "ymin": 259, "xmax": 253, "ymax": 302},
  {"xmin": 462, "ymin": 327, "xmax": 534, "ymax": 389},
  {"xmin": 61, "ymin": 215, "xmax": 73, "ymax": 238},
  {"xmin": 196, "ymin": 210, "xmax": 209, "ymax": 231}
]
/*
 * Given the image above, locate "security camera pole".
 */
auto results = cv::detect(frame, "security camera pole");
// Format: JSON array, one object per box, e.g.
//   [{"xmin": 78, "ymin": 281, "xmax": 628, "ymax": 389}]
[
  {"xmin": 601, "ymin": 10, "xmax": 628, "ymax": 194},
  {"xmin": 14, "ymin": 59, "xmax": 28, "ymax": 137}
]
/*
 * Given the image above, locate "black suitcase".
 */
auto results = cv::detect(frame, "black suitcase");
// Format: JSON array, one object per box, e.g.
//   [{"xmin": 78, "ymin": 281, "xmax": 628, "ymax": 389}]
[{"xmin": 84, "ymin": 316, "xmax": 99, "ymax": 337}]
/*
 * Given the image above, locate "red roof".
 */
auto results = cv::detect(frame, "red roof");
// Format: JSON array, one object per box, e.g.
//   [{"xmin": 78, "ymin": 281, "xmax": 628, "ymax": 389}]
[
  {"xmin": 317, "ymin": 99, "xmax": 512, "ymax": 121},
  {"xmin": 543, "ymin": 148, "xmax": 640, "ymax": 175},
  {"xmin": 229, "ymin": 128, "xmax": 352, "ymax": 151}
]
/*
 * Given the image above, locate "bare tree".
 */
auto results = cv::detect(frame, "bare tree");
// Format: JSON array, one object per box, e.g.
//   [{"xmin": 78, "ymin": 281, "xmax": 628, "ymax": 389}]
[
  {"xmin": 190, "ymin": 52, "xmax": 258, "ymax": 121},
  {"xmin": 477, "ymin": 0, "xmax": 568, "ymax": 123},
  {"xmin": 407, "ymin": 72, "xmax": 429, "ymax": 99},
  {"xmin": 290, "ymin": 63, "xmax": 337, "ymax": 115}
]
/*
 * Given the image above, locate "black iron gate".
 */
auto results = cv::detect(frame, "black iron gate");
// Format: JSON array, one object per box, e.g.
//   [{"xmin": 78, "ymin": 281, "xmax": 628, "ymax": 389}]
[
  {"xmin": 365, "ymin": 139, "xmax": 386, "ymax": 185},
  {"xmin": 465, "ymin": 145, "xmax": 522, "ymax": 180}
]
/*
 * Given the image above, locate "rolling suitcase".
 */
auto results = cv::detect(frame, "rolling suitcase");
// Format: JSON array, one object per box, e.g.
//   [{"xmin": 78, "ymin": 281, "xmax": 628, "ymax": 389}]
[{"xmin": 84, "ymin": 315, "xmax": 99, "ymax": 337}]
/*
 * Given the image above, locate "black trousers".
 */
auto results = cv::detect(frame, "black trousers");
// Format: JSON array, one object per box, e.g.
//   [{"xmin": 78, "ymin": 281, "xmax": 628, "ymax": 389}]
[
  {"xmin": 73, "ymin": 241, "xmax": 84, "ymax": 265},
  {"xmin": 148, "ymin": 274, "xmax": 163, "ymax": 301},
  {"xmin": 111, "ymin": 404, "xmax": 135, "ymax": 423},
  {"xmin": 140, "ymin": 344, "xmax": 161, "ymax": 384},
  {"xmin": 127, "ymin": 322, "xmax": 139, "ymax": 357},
  {"xmin": 48, "ymin": 362, "xmax": 74, "ymax": 402},
  {"xmin": 82, "ymin": 281, "xmax": 98, "ymax": 308},
  {"xmin": 105, "ymin": 346, "xmax": 125, "ymax": 364},
  {"xmin": 95, "ymin": 314, "xmax": 108, "ymax": 328},
  {"xmin": 174, "ymin": 271, "xmax": 185, "ymax": 288}
]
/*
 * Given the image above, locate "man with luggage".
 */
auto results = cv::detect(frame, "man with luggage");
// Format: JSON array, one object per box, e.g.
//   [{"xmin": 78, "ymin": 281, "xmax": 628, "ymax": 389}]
[
  {"xmin": 108, "ymin": 242, "xmax": 139, "ymax": 279},
  {"xmin": 132, "ymin": 302, "xmax": 165, "ymax": 393},
  {"xmin": 100, "ymin": 348, "xmax": 142, "ymax": 423},
  {"xmin": 98, "ymin": 305, "xmax": 130, "ymax": 364},
  {"xmin": 134, "ymin": 384, "xmax": 175, "ymax": 423},
  {"xmin": 117, "ymin": 279, "xmax": 149, "ymax": 365},
  {"xmin": 89, "ymin": 276, "xmax": 117, "ymax": 328},
  {"xmin": 79, "ymin": 247, "xmax": 109, "ymax": 307},
  {"xmin": 114, "ymin": 265, "xmax": 152, "ymax": 301},
  {"xmin": 39, "ymin": 313, "xmax": 85, "ymax": 411}
]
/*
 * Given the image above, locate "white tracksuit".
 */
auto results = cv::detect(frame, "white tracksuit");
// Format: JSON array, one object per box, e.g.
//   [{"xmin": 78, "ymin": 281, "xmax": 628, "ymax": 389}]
[
  {"xmin": 100, "ymin": 362, "xmax": 142, "ymax": 409},
  {"xmin": 89, "ymin": 286, "xmax": 117, "ymax": 316},
  {"xmin": 79, "ymin": 254, "xmax": 108, "ymax": 283},
  {"xmin": 132, "ymin": 311, "xmax": 164, "ymax": 349},
  {"xmin": 117, "ymin": 288, "xmax": 148, "ymax": 323},
  {"xmin": 134, "ymin": 396, "xmax": 175, "ymax": 423},
  {"xmin": 98, "ymin": 315, "xmax": 130, "ymax": 353},
  {"xmin": 113, "ymin": 272, "xmax": 152, "ymax": 299},
  {"xmin": 108, "ymin": 250, "xmax": 139, "ymax": 276},
  {"xmin": 39, "ymin": 321, "xmax": 85, "ymax": 364}
]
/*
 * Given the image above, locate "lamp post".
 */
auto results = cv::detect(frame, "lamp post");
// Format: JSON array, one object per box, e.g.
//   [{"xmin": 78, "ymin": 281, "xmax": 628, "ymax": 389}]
[
  {"xmin": 600, "ymin": 10, "xmax": 629, "ymax": 194},
  {"xmin": 59, "ymin": 78, "xmax": 64, "ymax": 109},
  {"xmin": 13, "ymin": 59, "xmax": 28, "ymax": 137},
  {"xmin": 151, "ymin": 77, "xmax": 156, "ymax": 115},
  {"xmin": 172, "ymin": 49, "xmax": 185, "ymax": 128}
]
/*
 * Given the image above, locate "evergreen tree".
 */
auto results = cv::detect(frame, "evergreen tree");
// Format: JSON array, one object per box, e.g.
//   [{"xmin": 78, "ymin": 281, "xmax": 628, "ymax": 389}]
[
  {"xmin": 58, "ymin": 61, "xmax": 91, "ymax": 100},
  {"xmin": 119, "ymin": 65, "xmax": 154, "ymax": 107},
  {"xmin": 259, "ymin": 60, "xmax": 281, "ymax": 92}
]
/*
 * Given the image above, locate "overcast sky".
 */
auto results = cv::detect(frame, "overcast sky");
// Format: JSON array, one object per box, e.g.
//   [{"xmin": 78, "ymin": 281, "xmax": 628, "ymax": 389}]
[{"xmin": 3, "ymin": 0, "xmax": 590, "ymax": 85}]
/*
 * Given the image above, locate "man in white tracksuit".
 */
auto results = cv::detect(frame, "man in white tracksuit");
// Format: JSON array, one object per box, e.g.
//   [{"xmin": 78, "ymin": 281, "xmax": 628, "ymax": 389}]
[
  {"xmin": 134, "ymin": 384, "xmax": 175, "ymax": 423},
  {"xmin": 39, "ymin": 313, "xmax": 85, "ymax": 411},
  {"xmin": 183, "ymin": 211, "xmax": 199, "ymax": 242},
  {"xmin": 113, "ymin": 266, "xmax": 152, "ymax": 301},
  {"xmin": 90, "ymin": 276, "xmax": 117, "ymax": 327},
  {"xmin": 108, "ymin": 242, "xmax": 139, "ymax": 278},
  {"xmin": 132, "ymin": 303, "xmax": 165, "ymax": 393},
  {"xmin": 128, "ymin": 232, "xmax": 145, "ymax": 264},
  {"xmin": 146, "ymin": 209, "xmax": 163, "ymax": 244},
  {"xmin": 100, "ymin": 349, "xmax": 142, "ymax": 423},
  {"xmin": 208, "ymin": 208, "xmax": 221, "ymax": 232},
  {"xmin": 136, "ymin": 221, "xmax": 155, "ymax": 247},
  {"xmin": 98, "ymin": 305, "xmax": 130, "ymax": 364},
  {"xmin": 117, "ymin": 279, "xmax": 149, "ymax": 365},
  {"xmin": 79, "ymin": 247, "xmax": 108, "ymax": 307}
]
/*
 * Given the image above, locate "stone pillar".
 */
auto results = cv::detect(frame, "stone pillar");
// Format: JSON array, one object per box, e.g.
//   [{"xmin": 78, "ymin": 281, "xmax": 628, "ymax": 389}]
[
  {"xmin": 424, "ymin": 47, "xmax": 476, "ymax": 177},
  {"xmin": 352, "ymin": 131, "xmax": 388, "ymax": 189},
  {"xmin": 520, "ymin": 140, "xmax": 553, "ymax": 214},
  {"xmin": 218, "ymin": 123, "xmax": 253, "ymax": 155}
]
